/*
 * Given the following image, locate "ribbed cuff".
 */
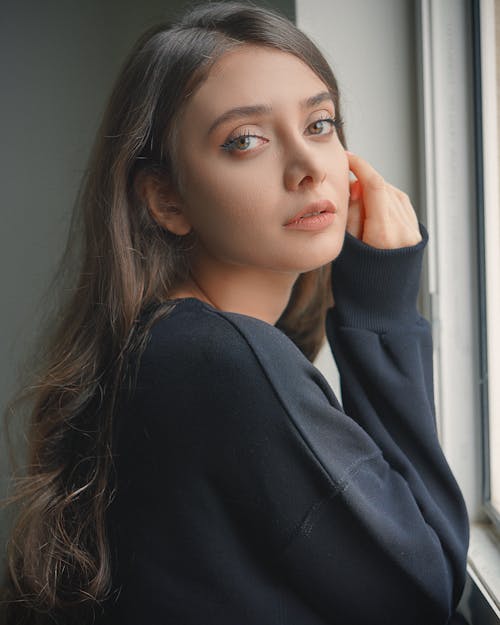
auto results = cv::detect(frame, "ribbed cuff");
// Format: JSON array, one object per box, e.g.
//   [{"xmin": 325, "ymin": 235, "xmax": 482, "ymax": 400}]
[{"xmin": 330, "ymin": 223, "xmax": 429, "ymax": 332}]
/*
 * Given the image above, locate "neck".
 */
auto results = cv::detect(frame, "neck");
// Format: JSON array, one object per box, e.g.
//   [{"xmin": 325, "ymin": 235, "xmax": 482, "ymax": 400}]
[{"xmin": 170, "ymin": 256, "xmax": 299, "ymax": 326}]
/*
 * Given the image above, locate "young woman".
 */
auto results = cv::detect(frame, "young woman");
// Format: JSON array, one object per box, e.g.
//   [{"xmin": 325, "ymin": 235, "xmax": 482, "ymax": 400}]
[{"xmin": 1, "ymin": 2, "xmax": 469, "ymax": 624}]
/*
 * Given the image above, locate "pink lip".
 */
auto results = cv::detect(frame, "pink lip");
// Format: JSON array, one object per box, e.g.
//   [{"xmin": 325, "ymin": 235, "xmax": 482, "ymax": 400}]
[{"xmin": 284, "ymin": 199, "xmax": 337, "ymax": 226}]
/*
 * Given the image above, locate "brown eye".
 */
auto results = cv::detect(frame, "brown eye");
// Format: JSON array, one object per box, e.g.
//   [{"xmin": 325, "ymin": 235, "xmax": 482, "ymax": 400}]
[{"xmin": 307, "ymin": 118, "xmax": 336, "ymax": 136}]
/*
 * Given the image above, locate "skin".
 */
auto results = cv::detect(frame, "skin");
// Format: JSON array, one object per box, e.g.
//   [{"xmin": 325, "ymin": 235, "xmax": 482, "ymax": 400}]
[{"xmin": 144, "ymin": 45, "xmax": 421, "ymax": 325}]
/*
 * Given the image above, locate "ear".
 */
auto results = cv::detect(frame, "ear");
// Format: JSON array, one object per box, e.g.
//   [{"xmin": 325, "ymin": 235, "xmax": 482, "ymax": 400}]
[{"xmin": 139, "ymin": 173, "xmax": 193, "ymax": 236}]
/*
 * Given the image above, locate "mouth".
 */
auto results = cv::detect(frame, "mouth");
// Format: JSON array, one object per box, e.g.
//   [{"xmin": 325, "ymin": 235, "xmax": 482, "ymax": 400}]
[{"xmin": 284, "ymin": 199, "xmax": 337, "ymax": 226}]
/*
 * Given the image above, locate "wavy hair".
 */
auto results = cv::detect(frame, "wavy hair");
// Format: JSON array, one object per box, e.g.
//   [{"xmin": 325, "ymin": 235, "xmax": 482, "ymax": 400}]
[{"xmin": 0, "ymin": 2, "xmax": 345, "ymax": 622}]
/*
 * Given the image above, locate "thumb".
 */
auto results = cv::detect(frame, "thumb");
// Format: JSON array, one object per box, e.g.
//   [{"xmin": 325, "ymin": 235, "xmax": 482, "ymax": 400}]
[{"xmin": 346, "ymin": 179, "xmax": 364, "ymax": 240}]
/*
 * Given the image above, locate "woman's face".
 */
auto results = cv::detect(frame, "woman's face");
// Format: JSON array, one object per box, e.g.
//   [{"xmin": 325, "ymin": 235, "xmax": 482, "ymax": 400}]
[{"xmin": 172, "ymin": 44, "xmax": 350, "ymax": 275}]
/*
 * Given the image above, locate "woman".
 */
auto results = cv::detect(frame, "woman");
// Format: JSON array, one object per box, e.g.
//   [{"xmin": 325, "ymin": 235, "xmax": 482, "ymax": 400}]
[{"xmin": 1, "ymin": 2, "xmax": 469, "ymax": 624}]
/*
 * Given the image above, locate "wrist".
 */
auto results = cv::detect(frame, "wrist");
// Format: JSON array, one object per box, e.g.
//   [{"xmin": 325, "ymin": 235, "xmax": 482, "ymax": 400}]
[{"xmin": 330, "ymin": 223, "xmax": 429, "ymax": 332}]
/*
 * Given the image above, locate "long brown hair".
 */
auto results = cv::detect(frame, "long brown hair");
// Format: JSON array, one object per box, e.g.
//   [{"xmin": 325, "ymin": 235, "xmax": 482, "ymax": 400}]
[{"xmin": 1, "ymin": 2, "xmax": 346, "ymax": 622}]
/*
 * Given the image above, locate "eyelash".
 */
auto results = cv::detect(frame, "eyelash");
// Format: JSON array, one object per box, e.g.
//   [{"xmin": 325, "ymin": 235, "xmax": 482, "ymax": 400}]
[{"xmin": 220, "ymin": 116, "xmax": 343, "ymax": 153}]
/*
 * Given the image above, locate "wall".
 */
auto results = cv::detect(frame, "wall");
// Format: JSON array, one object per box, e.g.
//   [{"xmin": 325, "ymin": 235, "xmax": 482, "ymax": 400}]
[{"xmin": 296, "ymin": 0, "xmax": 419, "ymax": 197}]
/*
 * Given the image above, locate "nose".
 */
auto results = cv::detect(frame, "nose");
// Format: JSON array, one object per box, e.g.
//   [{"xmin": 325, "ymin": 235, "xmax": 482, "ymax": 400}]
[{"xmin": 283, "ymin": 140, "xmax": 327, "ymax": 191}]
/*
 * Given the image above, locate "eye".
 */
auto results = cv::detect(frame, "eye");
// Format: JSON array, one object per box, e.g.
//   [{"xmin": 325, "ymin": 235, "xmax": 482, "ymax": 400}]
[
  {"xmin": 306, "ymin": 117, "xmax": 340, "ymax": 137},
  {"xmin": 220, "ymin": 130, "xmax": 268, "ymax": 153}
]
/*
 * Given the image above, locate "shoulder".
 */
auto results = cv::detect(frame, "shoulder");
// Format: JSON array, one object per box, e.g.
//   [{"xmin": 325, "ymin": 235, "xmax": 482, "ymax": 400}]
[
  {"xmin": 147, "ymin": 298, "xmax": 291, "ymax": 361},
  {"xmin": 126, "ymin": 300, "xmax": 316, "ymax": 449},
  {"xmin": 134, "ymin": 298, "xmax": 339, "ymax": 422},
  {"xmin": 121, "ymin": 299, "xmax": 368, "ymax": 494},
  {"xmin": 142, "ymin": 297, "xmax": 306, "ymax": 378}
]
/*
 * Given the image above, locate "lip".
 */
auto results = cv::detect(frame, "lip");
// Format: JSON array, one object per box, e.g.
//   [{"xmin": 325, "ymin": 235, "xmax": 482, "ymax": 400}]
[{"xmin": 284, "ymin": 199, "xmax": 337, "ymax": 226}]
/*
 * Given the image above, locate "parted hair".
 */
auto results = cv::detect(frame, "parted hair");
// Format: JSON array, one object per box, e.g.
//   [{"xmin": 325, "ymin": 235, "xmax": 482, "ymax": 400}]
[{"xmin": 0, "ymin": 2, "xmax": 345, "ymax": 623}]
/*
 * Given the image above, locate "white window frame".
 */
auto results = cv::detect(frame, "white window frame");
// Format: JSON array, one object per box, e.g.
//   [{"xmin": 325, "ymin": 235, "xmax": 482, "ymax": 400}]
[
  {"xmin": 479, "ymin": 0, "xmax": 500, "ymax": 527},
  {"xmin": 417, "ymin": 0, "xmax": 500, "ymax": 618}
]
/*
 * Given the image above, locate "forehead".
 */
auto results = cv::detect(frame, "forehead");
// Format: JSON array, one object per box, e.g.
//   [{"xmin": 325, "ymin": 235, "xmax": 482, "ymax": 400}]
[{"xmin": 184, "ymin": 45, "xmax": 331, "ymax": 120}]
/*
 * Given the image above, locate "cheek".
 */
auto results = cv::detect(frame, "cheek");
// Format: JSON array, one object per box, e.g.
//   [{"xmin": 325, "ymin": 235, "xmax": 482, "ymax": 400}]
[{"xmin": 181, "ymin": 155, "xmax": 277, "ymax": 228}]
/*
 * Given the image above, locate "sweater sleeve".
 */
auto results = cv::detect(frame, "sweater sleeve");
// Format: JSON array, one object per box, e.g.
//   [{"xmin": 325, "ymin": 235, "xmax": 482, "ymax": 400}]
[{"xmin": 317, "ymin": 224, "xmax": 469, "ymax": 620}]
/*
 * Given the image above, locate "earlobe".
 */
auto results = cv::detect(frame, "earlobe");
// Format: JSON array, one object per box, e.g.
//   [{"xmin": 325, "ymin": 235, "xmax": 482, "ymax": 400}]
[{"xmin": 139, "ymin": 173, "xmax": 193, "ymax": 236}]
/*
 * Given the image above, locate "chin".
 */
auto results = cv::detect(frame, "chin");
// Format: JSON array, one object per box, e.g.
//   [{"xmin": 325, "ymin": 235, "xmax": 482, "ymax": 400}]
[{"xmin": 292, "ymin": 241, "xmax": 345, "ymax": 273}]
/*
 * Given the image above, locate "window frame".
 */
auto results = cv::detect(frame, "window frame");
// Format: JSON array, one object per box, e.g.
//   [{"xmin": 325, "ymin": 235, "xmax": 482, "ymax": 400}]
[
  {"xmin": 417, "ymin": 0, "xmax": 500, "ymax": 618},
  {"xmin": 476, "ymin": 0, "xmax": 500, "ymax": 529},
  {"xmin": 417, "ymin": 0, "xmax": 482, "ymax": 519}
]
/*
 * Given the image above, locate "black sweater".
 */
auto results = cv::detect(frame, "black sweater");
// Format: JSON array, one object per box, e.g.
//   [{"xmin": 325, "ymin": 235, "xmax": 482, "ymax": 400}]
[{"xmin": 102, "ymin": 227, "xmax": 469, "ymax": 625}]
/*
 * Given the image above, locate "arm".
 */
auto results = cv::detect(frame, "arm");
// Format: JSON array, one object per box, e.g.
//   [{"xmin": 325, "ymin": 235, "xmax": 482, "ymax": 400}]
[
  {"xmin": 325, "ymin": 228, "xmax": 469, "ymax": 618},
  {"xmin": 320, "ymin": 153, "xmax": 469, "ymax": 619}
]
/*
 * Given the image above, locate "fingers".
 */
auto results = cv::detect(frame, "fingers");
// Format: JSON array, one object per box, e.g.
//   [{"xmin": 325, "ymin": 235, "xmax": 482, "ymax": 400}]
[
  {"xmin": 345, "ymin": 151, "xmax": 422, "ymax": 249},
  {"xmin": 347, "ymin": 152, "xmax": 386, "ymax": 190},
  {"xmin": 386, "ymin": 182, "xmax": 420, "ymax": 234},
  {"xmin": 346, "ymin": 180, "xmax": 364, "ymax": 239}
]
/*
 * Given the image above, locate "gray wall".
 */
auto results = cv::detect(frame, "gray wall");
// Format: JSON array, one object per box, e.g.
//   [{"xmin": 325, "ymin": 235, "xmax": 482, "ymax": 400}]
[
  {"xmin": 0, "ymin": 0, "xmax": 293, "ymax": 575},
  {"xmin": 297, "ymin": 0, "xmax": 419, "ymax": 202}
]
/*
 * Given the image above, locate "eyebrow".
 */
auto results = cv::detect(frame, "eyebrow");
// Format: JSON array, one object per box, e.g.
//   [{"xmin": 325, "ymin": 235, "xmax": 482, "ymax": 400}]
[{"xmin": 207, "ymin": 91, "xmax": 334, "ymax": 136}]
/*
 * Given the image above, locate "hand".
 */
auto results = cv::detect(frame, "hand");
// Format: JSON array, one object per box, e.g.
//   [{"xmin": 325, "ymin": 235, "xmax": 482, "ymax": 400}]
[{"xmin": 346, "ymin": 152, "xmax": 422, "ymax": 249}]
